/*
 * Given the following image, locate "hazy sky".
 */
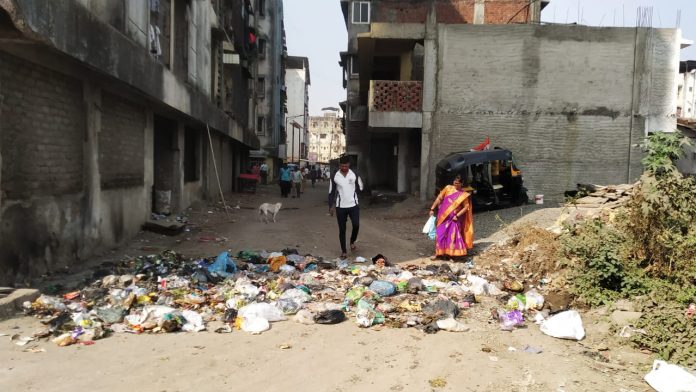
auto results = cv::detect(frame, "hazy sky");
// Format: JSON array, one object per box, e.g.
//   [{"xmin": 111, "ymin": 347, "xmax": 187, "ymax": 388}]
[{"xmin": 283, "ymin": 0, "xmax": 696, "ymax": 116}]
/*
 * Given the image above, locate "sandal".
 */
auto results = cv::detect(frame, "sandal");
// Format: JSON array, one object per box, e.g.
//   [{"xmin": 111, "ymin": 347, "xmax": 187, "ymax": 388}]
[
  {"xmin": 350, "ymin": 243, "xmax": 357, "ymax": 252},
  {"xmin": 429, "ymin": 255, "xmax": 438, "ymax": 261},
  {"xmin": 340, "ymin": 253, "xmax": 347, "ymax": 259}
]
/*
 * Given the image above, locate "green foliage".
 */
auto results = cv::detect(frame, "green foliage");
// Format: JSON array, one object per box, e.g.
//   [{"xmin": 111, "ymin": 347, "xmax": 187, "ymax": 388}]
[
  {"xmin": 560, "ymin": 219, "xmax": 647, "ymax": 307},
  {"xmin": 640, "ymin": 131, "xmax": 691, "ymax": 175},
  {"xmin": 625, "ymin": 169, "xmax": 696, "ymax": 283},
  {"xmin": 632, "ymin": 302, "xmax": 696, "ymax": 368}
]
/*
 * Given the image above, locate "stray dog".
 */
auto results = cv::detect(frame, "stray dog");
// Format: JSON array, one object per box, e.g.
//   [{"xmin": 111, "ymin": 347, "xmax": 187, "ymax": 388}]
[{"xmin": 258, "ymin": 202, "xmax": 282, "ymax": 223}]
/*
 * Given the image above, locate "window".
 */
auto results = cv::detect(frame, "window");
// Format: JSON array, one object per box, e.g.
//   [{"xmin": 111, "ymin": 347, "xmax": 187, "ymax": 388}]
[
  {"xmin": 258, "ymin": 0, "xmax": 265, "ymax": 17},
  {"xmin": 350, "ymin": 56, "xmax": 360, "ymax": 75},
  {"xmin": 257, "ymin": 116, "xmax": 266, "ymax": 135},
  {"xmin": 258, "ymin": 38, "xmax": 267, "ymax": 57},
  {"xmin": 257, "ymin": 77, "xmax": 266, "ymax": 98},
  {"xmin": 352, "ymin": 1, "xmax": 370, "ymax": 24},
  {"xmin": 320, "ymin": 134, "xmax": 327, "ymax": 139},
  {"xmin": 690, "ymin": 87, "xmax": 693, "ymax": 92}
]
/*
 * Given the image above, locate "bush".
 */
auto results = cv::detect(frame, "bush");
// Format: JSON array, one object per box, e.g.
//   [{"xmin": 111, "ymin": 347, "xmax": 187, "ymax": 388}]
[
  {"xmin": 625, "ymin": 131, "xmax": 696, "ymax": 283},
  {"xmin": 561, "ymin": 218, "xmax": 647, "ymax": 307},
  {"xmin": 632, "ymin": 302, "xmax": 696, "ymax": 367}
]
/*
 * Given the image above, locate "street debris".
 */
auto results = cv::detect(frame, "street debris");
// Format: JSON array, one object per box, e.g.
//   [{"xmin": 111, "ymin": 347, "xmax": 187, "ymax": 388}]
[
  {"xmin": 539, "ymin": 310, "xmax": 586, "ymax": 341},
  {"xmin": 643, "ymin": 360, "xmax": 696, "ymax": 392},
  {"xmin": 16, "ymin": 247, "xmax": 584, "ymax": 347}
]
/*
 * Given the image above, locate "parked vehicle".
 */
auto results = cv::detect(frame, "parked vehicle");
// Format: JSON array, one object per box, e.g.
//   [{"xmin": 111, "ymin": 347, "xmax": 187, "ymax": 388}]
[{"xmin": 435, "ymin": 148, "xmax": 528, "ymax": 210}]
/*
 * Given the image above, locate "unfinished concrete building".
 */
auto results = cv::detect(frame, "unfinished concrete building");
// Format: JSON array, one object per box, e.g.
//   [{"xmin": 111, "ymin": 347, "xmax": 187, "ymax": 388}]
[
  {"xmin": 0, "ymin": 0, "xmax": 265, "ymax": 284},
  {"xmin": 339, "ymin": 0, "xmax": 680, "ymax": 202},
  {"xmin": 249, "ymin": 0, "xmax": 288, "ymax": 179}
]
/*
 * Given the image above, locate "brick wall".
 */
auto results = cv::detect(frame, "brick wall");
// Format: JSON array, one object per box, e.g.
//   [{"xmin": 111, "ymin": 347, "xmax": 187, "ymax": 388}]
[
  {"xmin": 100, "ymin": 92, "xmax": 146, "ymax": 189},
  {"xmin": 372, "ymin": 0, "xmax": 530, "ymax": 24},
  {"xmin": 0, "ymin": 51, "xmax": 85, "ymax": 200}
]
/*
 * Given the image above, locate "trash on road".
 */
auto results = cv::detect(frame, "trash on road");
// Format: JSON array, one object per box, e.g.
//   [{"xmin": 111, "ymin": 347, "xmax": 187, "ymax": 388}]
[
  {"xmin": 539, "ymin": 310, "xmax": 585, "ymax": 340},
  {"xmin": 644, "ymin": 360, "xmax": 696, "ymax": 392}
]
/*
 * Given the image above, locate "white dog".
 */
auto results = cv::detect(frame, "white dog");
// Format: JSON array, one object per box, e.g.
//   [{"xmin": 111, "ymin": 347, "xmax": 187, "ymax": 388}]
[{"xmin": 258, "ymin": 202, "xmax": 282, "ymax": 223}]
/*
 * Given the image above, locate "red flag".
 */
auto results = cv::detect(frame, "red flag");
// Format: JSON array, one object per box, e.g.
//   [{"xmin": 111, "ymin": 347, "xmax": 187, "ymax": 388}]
[{"xmin": 471, "ymin": 136, "xmax": 490, "ymax": 151}]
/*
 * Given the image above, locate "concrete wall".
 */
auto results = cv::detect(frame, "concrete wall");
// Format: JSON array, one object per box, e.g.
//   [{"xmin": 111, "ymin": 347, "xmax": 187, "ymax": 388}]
[
  {"xmin": 1, "ymin": 0, "xmax": 259, "ymax": 148},
  {"xmin": 677, "ymin": 71, "xmax": 696, "ymax": 118},
  {"xmin": 285, "ymin": 67, "xmax": 308, "ymax": 160},
  {"xmin": 429, "ymin": 24, "xmax": 679, "ymax": 200}
]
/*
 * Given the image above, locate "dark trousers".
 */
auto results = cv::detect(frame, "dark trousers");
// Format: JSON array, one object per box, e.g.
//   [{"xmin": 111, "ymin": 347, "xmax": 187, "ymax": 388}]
[
  {"xmin": 279, "ymin": 181, "xmax": 291, "ymax": 197},
  {"xmin": 336, "ymin": 206, "xmax": 360, "ymax": 253},
  {"xmin": 261, "ymin": 172, "xmax": 268, "ymax": 185}
]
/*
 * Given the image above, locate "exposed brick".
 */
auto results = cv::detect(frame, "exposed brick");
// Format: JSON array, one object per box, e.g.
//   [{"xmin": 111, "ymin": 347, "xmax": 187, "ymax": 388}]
[
  {"xmin": 99, "ymin": 92, "xmax": 146, "ymax": 189},
  {"xmin": 371, "ymin": 0, "xmax": 531, "ymax": 25},
  {"xmin": 0, "ymin": 51, "xmax": 85, "ymax": 200}
]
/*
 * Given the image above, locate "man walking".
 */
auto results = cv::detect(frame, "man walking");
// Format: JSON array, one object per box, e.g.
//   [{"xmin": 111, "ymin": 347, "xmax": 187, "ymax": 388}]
[
  {"xmin": 260, "ymin": 162, "xmax": 269, "ymax": 185},
  {"xmin": 328, "ymin": 157, "xmax": 363, "ymax": 259},
  {"xmin": 292, "ymin": 167, "xmax": 303, "ymax": 198},
  {"xmin": 279, "ymin": 164, "xmax": 291, "ymax": 198}
]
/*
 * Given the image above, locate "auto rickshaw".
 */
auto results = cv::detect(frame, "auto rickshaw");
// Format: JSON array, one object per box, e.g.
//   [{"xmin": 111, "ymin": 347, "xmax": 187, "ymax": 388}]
[{"xmin": 435, "ymin": 148, "xmax": 528, "ymax": 210}]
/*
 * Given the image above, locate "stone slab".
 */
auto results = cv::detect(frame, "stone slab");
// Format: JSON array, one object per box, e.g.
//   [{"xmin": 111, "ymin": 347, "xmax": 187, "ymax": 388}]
[{"xmin": 0, "ymin": 288, "xmax": 40, "ymax": 320}]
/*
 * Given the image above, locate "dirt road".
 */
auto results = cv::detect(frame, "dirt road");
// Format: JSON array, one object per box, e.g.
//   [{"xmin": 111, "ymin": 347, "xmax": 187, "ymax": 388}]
[{"xmin": 0, "ymin": 182, "xmax": 652, "ymax": 391}]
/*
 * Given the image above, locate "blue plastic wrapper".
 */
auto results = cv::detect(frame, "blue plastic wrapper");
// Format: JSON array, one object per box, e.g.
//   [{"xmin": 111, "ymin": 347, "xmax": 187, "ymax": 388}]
[
  {"xmin": 207, "ymin": 251, "xmax": 237, "ymax": 278},
  {"xmin": 369, "ymin": 280, "xmax": 396, "ymax": 297}
]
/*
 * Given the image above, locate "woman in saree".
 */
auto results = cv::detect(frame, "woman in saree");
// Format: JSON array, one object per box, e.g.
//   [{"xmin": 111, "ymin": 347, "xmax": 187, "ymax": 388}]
[{"xmin": 428, "ymin": 175, "xmax": 474, "ymax": 260}]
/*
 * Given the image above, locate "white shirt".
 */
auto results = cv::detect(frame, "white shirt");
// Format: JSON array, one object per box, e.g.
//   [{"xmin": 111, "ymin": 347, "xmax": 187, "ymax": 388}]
[{"xmin": 329, "ymin": 170, "xmax": 363, "ymax": 208}]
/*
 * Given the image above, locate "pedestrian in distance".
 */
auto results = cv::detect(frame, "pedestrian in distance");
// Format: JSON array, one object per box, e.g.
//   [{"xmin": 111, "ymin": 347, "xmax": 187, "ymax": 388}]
[
  {"xmin": 300, "ymin": 166, "xmax": 307, "ymax": 194},
  {"xmin": 260, "ymin": 162, "xmax": 269, "ymax": 185},
  {"xmin": 279, "ymin": 164, "xmax": 292, "ymax": 198},
  {"xmin": 310, "ymin": 166, "xmax": 318, "ymax": 188},
  {"xmin": 328, "ymin": 157, "xmax": 363, "ymax": 259},
  {"xmin": 428, "ymin": 175, "xmax": 474, "ymax": 260},
  {"xmin": 292, "ymin": 167, "xmax": 303, "ymax": 198}
]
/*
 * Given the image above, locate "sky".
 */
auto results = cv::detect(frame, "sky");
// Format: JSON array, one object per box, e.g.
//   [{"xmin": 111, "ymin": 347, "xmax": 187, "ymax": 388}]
[
  {"xmin": 283, "ymin": 0, "xmax": 347, "ymax": 116},
  {"xmin": 283, "ymin": 0, "xmax": 696, "ymax": 116}
]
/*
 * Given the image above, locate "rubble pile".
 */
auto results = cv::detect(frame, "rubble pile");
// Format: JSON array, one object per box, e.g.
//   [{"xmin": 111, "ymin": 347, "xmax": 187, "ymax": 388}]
[
  {"xmin": 19, "ymin": 249, "xmax": 574, "ymax": 346},
  {"xmin": 570, "ymin": 183, "xmax": 636, "ymax": 210}
]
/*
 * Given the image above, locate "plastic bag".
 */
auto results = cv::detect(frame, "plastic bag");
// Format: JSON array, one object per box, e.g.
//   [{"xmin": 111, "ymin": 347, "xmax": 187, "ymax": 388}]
[
  {"xmin": 539, "ymin": 310, "xmax": 585, "ymax": 340},
  {"xmin": 208, "ymin": 252, "xmax": 237, "ymax": 278},
  {"xmin": 241, "ymin": 317, "xmax": 270, "ymax": 334},
  {"xmin": 268, "ymin": 255, "xmax": 287, "ymax": 272},
  {"xmin": 644, "ymin": 360, "xmax": 696, "ymax": 392},
  {"xmin": 422, "ymin": 216, "xmax": 436, "ymax": 234},
  {"xmin": 345, "ymin": 286, "xmax": 366, "ymax": 304},
  {"xmin": 498, "ymin": 309, "xmax": 524, "ymax": 331},
  {"xmin": 181, "ymin": 310, "xmax": 205, "ymax": 332},
  {"xmin": 293, "ymin": 309, "xmax": 315, "ymax": 325},
  {"xmin": 524, "ymin": 289, "xmax": 545, "ymax": 310},
  {"xmin": 369, "ymin": 280, "xmax": 396, "ymax": 297},
  {"xmin": 238, "ymin": 303, "xmax": 286, "ymax": 322},
  {"xmin": 436, "ymin": 318, "xmax": 470, "ymax": 332},
  {"xmin": 314, "ymin": 310, "xmax": 346, "ymax": 324}
]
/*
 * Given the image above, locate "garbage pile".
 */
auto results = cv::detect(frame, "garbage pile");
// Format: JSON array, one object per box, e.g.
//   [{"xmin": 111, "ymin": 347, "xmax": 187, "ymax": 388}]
[{"xmin": 21, "ymin": 249, "xmax": 583, "ymax": 346}]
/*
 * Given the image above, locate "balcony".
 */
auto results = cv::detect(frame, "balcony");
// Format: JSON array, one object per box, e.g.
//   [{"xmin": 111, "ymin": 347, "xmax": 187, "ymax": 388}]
[{"xmin": 368, "ymin": 80, "xmax": 423, "ymax": 128}]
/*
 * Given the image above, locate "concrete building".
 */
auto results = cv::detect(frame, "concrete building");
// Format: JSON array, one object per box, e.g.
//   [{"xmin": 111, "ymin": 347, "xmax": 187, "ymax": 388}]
[
  {"xmin": 677, "ymin": 61, "xmax": 696, "ymax": 119},
  {"xmin": 339, "ymin": 0, "xmax": 680, "ymax": 202},
  {"xmin": 0, "ymin": 0, "xmax": 262, "ymax": 284},
  {"xmin": 249, "ymin": 0, "xmax": 288, "ymax": 178},
  {"xmin": 309, "ymin": 112, "xmax": 347, "ymax": 164},
  {"xmin": 285, "ymin": 56, "xmax": 310, "ymax": 163}
]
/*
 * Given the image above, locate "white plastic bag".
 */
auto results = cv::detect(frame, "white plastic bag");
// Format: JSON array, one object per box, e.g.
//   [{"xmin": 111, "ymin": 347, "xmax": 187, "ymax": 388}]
[
  {"xmin": 241, "ymin": 317, "xmax": 270, "ymax": 334},
  {"xmin": 181, "ymin": 310, "xmax": 205, "ymax": 332},
  {"xmin": 644, "ymin": 360, "xmax": 696, "ymax": 392},
  {"xmin": 293, "ymin": 309, "xmax": 315, "ymax": 325},
  {"xmin": 422, "ymin": 216, "xmax": 436, "ymax": 234},
  {"xmin": 238, "ymin": 303, "xmax": 286, "ymax": 322},
  {"xmin": 540, "ymin": 310, "xmax": 585, "ymax": 340},
  {"xmin": 436, "ymin": 318, "xmax": 470, "ymax": 332}
]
